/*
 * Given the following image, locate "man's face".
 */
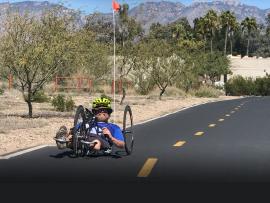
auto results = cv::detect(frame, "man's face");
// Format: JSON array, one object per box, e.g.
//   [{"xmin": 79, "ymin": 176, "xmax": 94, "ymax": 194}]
[{"xmin": 94, "ymin": 109, "xmax": 110, "ymax": 122}]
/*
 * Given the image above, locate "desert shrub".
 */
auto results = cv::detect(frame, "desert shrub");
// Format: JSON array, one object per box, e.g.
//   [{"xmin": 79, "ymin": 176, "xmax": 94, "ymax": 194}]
[
  {"xmin": 51, "ymin": 94, "xmax": 65, "ymax": 112},
  {"xmin": 225, "ymin": 76, "xmax": 255, "ymax": 96},
  {"xmin": 192, "ymin": 85, "xmax": 222, "ymax": 98},
  {"xmin": 0, "ymin": 88, "xmax": 4, "ymax": 95},
  {"xmin": 32, "ymin": 90, "xmax": 49, "ymax": 103},
  {"xmin": 163, "ymin": 86, "xmax": 186, "ymax": 97},
  {"xmin": 225, "ymin": 76, "xmax": 270, "ymax": 96},
  {"xmin": 254, "ymin": 77, "xmax": 270, "ymax": 96},
  {"xmin": 51, "ymin": 94, "xmax": 75, "ymax": 112},
  {"xmin": 65, "ymin": 96, "xmax": 75, "ymax": 111},
  {"xmin": 133, "ymin": 70, "xmax": 155, "ymax": 95}
]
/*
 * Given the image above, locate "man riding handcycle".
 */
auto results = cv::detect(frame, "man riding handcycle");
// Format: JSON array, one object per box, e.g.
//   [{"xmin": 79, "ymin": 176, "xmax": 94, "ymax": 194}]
[{"xmin": 54, "ymin": 97, "xmax": 134, "ymax": 156}]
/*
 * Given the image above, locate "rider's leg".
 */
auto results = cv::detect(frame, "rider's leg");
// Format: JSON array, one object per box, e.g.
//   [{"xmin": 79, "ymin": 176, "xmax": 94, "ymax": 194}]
[{"xmin": 91, "ymin": 139, "xmax": 102, "ymax": 150}]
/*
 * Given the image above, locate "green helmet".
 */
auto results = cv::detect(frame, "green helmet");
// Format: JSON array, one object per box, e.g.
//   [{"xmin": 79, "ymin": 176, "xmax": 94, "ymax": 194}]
[{"xmin": 92, "ymin": 97, "xmax": 113, "ymax": 114}]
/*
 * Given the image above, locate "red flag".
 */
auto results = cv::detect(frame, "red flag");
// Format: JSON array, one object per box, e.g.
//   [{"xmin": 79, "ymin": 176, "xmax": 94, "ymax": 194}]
[{"xmin": 112, "ymin": 0, "xmax": 120, "ymax": 12}]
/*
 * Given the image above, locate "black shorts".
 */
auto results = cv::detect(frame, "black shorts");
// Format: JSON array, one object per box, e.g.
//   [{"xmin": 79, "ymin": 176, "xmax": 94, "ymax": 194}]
[{"xmin": 86, "ymin": 133, "xmax": 111, "ymax": 149}]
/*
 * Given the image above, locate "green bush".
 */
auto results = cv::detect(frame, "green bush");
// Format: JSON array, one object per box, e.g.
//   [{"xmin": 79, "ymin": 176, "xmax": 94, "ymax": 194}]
[
  {"xmin": 193, "ymin": 85, "xmax": 222, "ymax": 98},
  {"xmin": 65, "ymin": 96, "xmax": 75, "ymax": 111},
  {"xmin": 51, "ymin": 95, "xmax": 75, "ymax": 112},
  {"xmin": 225, "ymin": 76, "xmax": 270, "ymax": 96},
  {"xmin": 225, "ymin": 76, "xmax": 255, "ymax": 96},
  {"xmin": 0, "ymin": 88, "xmax": 4, "ymax": 95},
  {"xmin": 32, "ymin": 90, "xmax": 49, "ymax": 103},
  {"xmin": 52, "ymin": 95, "xmax": 65, "ymax": 112},
  {"xmin": 254, "ymin": 77, "xmax": 270, "ymax": 96}
]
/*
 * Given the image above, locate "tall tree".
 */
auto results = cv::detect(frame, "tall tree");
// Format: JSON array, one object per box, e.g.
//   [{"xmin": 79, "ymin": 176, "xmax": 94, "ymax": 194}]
[
  {"xmin": 194, "ymin": 17, "xmax": 208, "ymax": 52},
  {"xmin": 117, "ymin": 3, "xmax": 143, "ymax": 104},
  {"xmin": 117, "ymin": 3, "xmax": 143, "ymax": 47},
  {"xmin": 0, "ymin": 9, "xmax": 75, "ymax": 118},
  {"xmin": 204, "ymin": 10, "xmax": 219, "ymax": 54},
  {"xmin": 170, "ymin": 18, "xmax": 193, "ymax": 41},
  {"xmin": 241, "ymin": 17, "xmax": 257, "ymax": 56},
  {"xmin": 220, "ymin": 11, "xmax": 237, "ymax": 56}
]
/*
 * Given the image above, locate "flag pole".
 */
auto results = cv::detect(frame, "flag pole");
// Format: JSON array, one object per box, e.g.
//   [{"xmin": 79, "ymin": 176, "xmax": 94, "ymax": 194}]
[{"xmin": 113, "ymin": 9, "xmax": 116, "ymax": 123}]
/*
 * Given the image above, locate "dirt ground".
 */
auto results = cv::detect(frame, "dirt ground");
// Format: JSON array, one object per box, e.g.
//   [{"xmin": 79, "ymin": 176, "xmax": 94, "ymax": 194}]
[{"xmin": 0, "ymin": 89, "xmax": 240, "ymax": 156}]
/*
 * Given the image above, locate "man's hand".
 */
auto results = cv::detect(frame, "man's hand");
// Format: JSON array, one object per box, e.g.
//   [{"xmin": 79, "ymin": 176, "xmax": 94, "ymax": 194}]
[{"xmin": 102, "ymin": 127, "xmax": 113, "ymax": 139}]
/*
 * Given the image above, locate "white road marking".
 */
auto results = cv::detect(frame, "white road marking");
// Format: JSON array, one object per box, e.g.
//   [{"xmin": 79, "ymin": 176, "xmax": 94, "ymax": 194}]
[{"xmin": 0, "ymin": 145, "xmax": 55, "ymax": 160}]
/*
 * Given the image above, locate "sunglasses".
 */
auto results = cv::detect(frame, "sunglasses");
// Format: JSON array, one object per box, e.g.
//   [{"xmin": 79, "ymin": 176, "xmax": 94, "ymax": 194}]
[{"xmin": 93, "ymin": 108, "xmax": 110, "ymax": 115}]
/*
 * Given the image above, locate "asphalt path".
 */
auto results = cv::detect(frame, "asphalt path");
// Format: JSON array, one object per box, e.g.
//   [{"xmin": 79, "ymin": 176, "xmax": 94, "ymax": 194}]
[{"xmin": 1, "ymin": 96, "xmax": 270, "ymax": 185}]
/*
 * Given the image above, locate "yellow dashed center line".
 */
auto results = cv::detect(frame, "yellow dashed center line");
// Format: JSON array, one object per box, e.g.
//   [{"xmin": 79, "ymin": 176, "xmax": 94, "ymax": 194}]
[
  {"xmin": 219, "ymin": 118, "xmax": 225, "ymax": 122},
  {"xmin": 173, "ymin": 141, "xmax": 186, "ymax": 147},
  {"xmin": 209, "ymin": 124, "xmax": 216, "ymax": 128},
  {"xmin": 137, "ymin": 158, "xmax": 158, "ymax": 178},
  {"xmin": 195, "ymin": 131, "xmax": 204, "ymax": 136}
]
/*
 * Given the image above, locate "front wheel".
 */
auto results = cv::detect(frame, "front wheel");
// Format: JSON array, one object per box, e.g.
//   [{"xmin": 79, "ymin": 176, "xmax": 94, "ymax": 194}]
[
  {"xmin": 122, "ymin": 105, "xmax": 134, "ymax": 155},
  {"xmin": 72, "ymin": 105, "xmax": 86, "ymax": 156}
]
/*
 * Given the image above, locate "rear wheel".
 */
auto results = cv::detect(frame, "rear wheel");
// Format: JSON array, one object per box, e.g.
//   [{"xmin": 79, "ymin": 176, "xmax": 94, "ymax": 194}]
[
  {"xmin": 72, "ymin": 105, "xmax": 86, "ymax": 156},
  {"xmin": 122, "ymin": 105, "xmax": 134, "ymax": 155}
]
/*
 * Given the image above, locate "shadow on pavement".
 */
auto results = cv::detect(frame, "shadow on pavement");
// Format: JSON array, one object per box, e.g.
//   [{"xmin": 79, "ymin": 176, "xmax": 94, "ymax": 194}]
[{"xmin": 49, "ymin": 149, "xmax": 127, "ymax": 159}]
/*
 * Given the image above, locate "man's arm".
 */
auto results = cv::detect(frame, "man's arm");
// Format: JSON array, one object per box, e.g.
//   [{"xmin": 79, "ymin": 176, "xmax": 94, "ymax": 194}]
[{"xmin": 102, "ymin": 128, "xmax": 125, "ymax": 148}]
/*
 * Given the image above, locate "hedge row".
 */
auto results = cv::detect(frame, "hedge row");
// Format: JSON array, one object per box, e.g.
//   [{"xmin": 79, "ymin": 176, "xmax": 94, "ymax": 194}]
[{"xmin": 225, "ymin": 76, "xmax": 270, "ymax": 96}]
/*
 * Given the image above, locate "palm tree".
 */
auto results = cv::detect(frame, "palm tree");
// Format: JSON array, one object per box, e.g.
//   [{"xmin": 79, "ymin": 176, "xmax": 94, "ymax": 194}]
[
  {"xmin": 171, "ymin": 23, "xmax": 185, "ymax": 39},
  {"xmin": 204, "ymin": 10, "xmax": 219, "ymax": 54},
  {"xmin": 228, "ymin": 20, "xmax": 239, "ymax": 56},
  {"xmin": 194, "ymin": 17, "xmax": 208, "ymax": 52},
  {"xmin": 241, "ymin": 17, "xmax": 257, "ymax": 56},
  {"xmin": 220, "ymin": 11, "xmax": 237, "ymax": 56}
]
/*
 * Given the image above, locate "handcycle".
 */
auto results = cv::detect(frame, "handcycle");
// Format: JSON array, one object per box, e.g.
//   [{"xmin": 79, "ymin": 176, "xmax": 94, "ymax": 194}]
[{"xmin": 54, "ymin": 105, "xmax": 134, "ymax": 157}]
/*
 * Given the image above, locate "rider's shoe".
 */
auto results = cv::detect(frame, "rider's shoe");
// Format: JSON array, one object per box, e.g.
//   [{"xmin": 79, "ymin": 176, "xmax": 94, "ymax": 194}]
[
  {"xmin": 56, "ymin": 126, "xmax": 68, "ymax": 138},
  {"xmin": 55, "ymin": 126, "xmax": 68, "ymax": 149}
]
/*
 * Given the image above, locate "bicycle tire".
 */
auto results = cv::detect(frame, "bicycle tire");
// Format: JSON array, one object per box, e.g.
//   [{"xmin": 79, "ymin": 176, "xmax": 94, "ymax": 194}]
[
  {"xmin": 122, "ymin": 105, "xmax": 134, "ymax": 155},
  {"xmin": 72, "ymin": 105, "xmax": 86, "ymax": 156}
]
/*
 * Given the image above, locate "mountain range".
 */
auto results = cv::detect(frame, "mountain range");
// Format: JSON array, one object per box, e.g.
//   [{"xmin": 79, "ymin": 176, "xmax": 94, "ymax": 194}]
[
  {"xmin": 0, "ymin": 0, "xmax": 269, "ymax": 31},
  {"xmin": 129, "ymin": 1, "xmax": 270, "ymax": 30}
]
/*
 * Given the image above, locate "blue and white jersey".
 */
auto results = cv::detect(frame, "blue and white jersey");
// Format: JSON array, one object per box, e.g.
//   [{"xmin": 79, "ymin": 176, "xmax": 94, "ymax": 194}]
[
  {"xmin": 92, "ymin": 122, "xmax": 124, "ymax": 142},
  {"xmin": 76, "ymin": 121, "xmax": 124, "ymax": 142}
]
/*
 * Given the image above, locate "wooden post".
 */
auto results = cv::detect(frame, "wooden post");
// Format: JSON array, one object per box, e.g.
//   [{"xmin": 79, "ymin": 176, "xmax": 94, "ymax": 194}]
[
  {"xmin": 111, "ymin": 80, "xmax": 114, "ymax": 94},
  {"xmin": 77, "ymin": 77, "xmax": 81, "ymax": 92},
  {"xmin": 119, "ymin": 80, "xmax": 122, "ymax": 93},
  {"xmin": 8, "ymin": 74, "xmax": 13, "ymax": 90},
  {"xmin": 54, "ymin": 76, "xmax": 58, "ymax": 92},
  {"xmin": 88, "ymin": 79, "xmax": 92, "ymax": 92}
]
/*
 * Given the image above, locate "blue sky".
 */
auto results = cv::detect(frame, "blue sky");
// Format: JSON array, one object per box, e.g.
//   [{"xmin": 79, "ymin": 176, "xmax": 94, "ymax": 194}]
[{"xmin": 1, "ymin": 0, "xmax": 270, "ymax": 14}]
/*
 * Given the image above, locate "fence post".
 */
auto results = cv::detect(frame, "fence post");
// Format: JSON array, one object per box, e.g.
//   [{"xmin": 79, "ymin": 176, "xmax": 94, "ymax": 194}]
[
  {"xmin": 77, "ymin": 77, "xmax": 81, "ymax": 92},
  {"xmin": 88, "ymin": 79, "xmax": 92, "ymax": 92},
  {"xmin": 119, "ymin": 80, "xmax": 122, "ymax": 93},
  {"xmin": 54, "ymin": 76, "xmax": 58, "ymax": 92},
  {"xmin": 111, "ymin": 80, "xmax": 114, "ymax": 95},
  {"xmin": 8, "ymin": 74, "xmax": 13, "ymax": 90}
]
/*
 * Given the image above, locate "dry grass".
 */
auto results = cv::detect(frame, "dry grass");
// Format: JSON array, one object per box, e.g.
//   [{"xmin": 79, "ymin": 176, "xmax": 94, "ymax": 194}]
[{"xmin": 0, "ymin": 117, "xmax": 48, "ymax": 134}]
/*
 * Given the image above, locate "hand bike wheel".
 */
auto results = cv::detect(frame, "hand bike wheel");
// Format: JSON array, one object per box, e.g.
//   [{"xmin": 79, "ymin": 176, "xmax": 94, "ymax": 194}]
[
  {"xmin": 122, "ymin": 105, "xmax": 134, "ymax": 155},
  {"xmin": 72, "ymin": 105, "xmax": 86, "ymax": 156}
]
